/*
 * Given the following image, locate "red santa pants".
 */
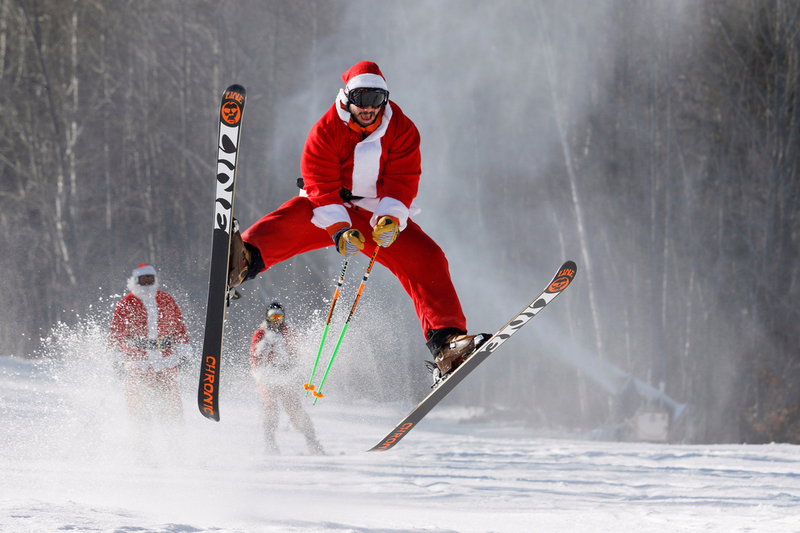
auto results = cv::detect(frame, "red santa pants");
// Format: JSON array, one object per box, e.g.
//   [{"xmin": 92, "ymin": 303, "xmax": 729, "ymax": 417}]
[
  {"xmin": 242, "ymin": 196, "xmax": 467, "ymax": 337},
  {"xmin": 125, "ymin": 367, "xmax": 183, "ymax": 424},
  {"xmin": 256, "ymin": 382, "xmax": 316, "ymax": 439}
]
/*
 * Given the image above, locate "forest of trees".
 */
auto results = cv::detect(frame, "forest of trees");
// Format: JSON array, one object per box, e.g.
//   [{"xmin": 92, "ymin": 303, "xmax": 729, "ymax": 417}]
[{"xmin": 0, "ymin": 0, "xmax": 797, "ymax": 445}]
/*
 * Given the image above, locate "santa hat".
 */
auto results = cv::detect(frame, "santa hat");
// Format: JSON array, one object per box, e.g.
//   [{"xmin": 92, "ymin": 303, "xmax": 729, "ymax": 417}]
[
  {"xmin": 132, "ymin": 263, "xmax": 157, "ymax": 278},
  {"xmin": 341, "ymin": 61, "xmax": 388, "ymax": 92}
]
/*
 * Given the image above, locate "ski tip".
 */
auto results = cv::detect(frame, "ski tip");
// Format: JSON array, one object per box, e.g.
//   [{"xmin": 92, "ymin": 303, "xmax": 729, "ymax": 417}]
[
  {"xmin": 199, "ymin": 409, "xmax": 220, "ymax": 422},
  {"xmin": 546, "ymin": 261, "xmax": 578, "ymax": 294},
  {"xmin": 224, "ymin": 83, "xmax": 246, "ymax": 97}
]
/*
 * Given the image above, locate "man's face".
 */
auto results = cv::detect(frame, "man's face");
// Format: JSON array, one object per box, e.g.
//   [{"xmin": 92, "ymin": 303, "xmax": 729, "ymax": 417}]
[
  {"xmin": 349, "ymin": 103, "xmax": 379, "ymax": 127},
  {"xmin": 346, "ymin": 87, "xmax": 388, "ymax": 127}
]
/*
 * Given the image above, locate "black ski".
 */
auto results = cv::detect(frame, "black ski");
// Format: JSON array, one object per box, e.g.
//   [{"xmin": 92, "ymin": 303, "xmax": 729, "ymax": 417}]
[
  {"xmin": 365, "ymin": 260, "xmax": 577, "ymax": 451},
  {"xmin": 198, "ymin": 84, "xmax": 247, "ymax": 421}
]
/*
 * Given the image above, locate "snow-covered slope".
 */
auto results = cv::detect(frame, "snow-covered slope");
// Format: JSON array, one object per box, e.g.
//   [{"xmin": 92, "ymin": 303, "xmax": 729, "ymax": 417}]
[{"xmin": 2, "ymin": 355, "xmax": 799, "ymax": 533}]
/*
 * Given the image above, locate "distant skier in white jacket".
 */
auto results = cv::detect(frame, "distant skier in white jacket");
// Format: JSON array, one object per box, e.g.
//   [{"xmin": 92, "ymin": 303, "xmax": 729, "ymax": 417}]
[{"xmin": 250, "ymin": 302, "xmax": 324, "ymax": 455}]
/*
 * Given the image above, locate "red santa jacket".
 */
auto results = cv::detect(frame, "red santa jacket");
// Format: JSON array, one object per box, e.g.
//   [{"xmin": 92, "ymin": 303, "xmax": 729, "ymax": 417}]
[
  {"xmin": 107, "ymin": 290, "xmax": 189, "ymax": 371},
  {"xmin": 250, "ymin": 323, "xmax": 298, "ymax": 377},
  {"xmin": 300, "ymin": 92, "xmax": 422, "ymax": 231}
]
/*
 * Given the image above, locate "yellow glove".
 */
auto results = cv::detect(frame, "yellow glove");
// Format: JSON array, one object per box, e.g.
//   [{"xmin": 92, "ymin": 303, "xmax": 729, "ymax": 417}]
[
  {"xmin": 327, "ymin": 223, "xmax": 365, "ymax": 257},
  {"xmin": 338, "ymin": 228, "xmax": 365, "ymax": 257},
  {"xmin": 372, "ymin": 216, "xmax": 400, "ymax": 247}
]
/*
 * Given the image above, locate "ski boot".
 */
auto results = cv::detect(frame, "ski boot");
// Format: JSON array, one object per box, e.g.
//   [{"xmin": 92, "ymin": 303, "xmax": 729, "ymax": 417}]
[
  {"xmin": 425, "ymin": 330, "xmax": 490, "ymax": 387},
  {"xmin": 228, "ymin": 218, "xmax": 264, "ymax": 289},
  {"xmin": 264, "ymin": 430, "xmax": 280, "ymax": 455},
  {"xmin": 305, "ymin": 435, "xmax": 326, "ymax": 456}
]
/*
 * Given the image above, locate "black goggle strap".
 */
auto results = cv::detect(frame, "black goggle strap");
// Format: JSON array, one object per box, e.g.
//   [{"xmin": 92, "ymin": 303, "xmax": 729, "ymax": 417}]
[{"xmin": 347, "ymin": 88, "xmax": 389, "ymax": 108}]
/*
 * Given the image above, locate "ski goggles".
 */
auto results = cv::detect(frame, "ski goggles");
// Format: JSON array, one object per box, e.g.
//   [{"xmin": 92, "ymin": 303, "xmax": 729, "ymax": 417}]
[
  {"xmin": 137, "ymin": 275, "xmax": 155, "ymax": 286},
  {"xmin": 347, "ymin": 88, "xmax": 389, "ymax": 108},
  {"xmin": 268, "ymin": 312, "xmax": 284, "ymax": 322}
]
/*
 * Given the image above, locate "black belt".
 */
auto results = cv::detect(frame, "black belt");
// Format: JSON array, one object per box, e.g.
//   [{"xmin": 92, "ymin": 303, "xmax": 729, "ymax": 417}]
[
  {"xmin": 296, "ymin": 178, "xmax": 363, "ymax": 203},
  {"xmin": 126, "ymin": 336, "xmax": 174, "ymax": 351}
]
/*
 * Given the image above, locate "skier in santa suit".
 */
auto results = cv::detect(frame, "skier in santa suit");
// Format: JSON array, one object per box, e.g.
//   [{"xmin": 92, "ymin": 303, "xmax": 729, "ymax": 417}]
[
  {"xmin": 107, "ymin": 264, "xmax": 192, "ymax": 424},
  {"xmin": 250, "ymin": 302, "xmax": 324, "ymax": 455},
  {"xmin": 229, "ymin": 61, "xmax": 487, "ymax": 377}
]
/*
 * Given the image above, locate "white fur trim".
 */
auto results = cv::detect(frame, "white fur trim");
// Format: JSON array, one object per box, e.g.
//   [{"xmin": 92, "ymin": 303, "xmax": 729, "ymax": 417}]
[
  {"xmin": 310, "ymin": 204, "xmax": 351, "ymax": 230},
  {"xmin": 350, "ymin": 198, "xmax": 420, "ymax": 228},
  {"xmin": 345, "ymin": 73, "xmax": 387, "ymax": 92},
  {"xmin": 370, "ymin": 197, "xmax": 413, "ymax": 231},
  {"xmin": 352, "ymin": 142, "xmax": 382, "ymax": 198},
  {"xmin": 142, "ymin": 296, "xmax": 158, "ymax": 338},
  {"xmin": 149, "ymin": 351, "xmax": 179, "ymax": 371},
  {"xmin": 348, "ymin": 97, "xmax": 392, "ymax": 200},
  {"xmin": 349, "ymin": 197, "xmax": 380, "ymax": 213},
  {"xmin": 127, "ymin": 275, "xmax": 159, "ymax": 297},
  {"xmin": 336, "ymin": 89, "xmax": 350, "ymax": 122},
  {"xmin": 132, "ymin": 264, "xmax": 156, "ymax": 278},
  {"xmin": 124, "ymin": 281, "xmax": 180, "ymax": 372}
]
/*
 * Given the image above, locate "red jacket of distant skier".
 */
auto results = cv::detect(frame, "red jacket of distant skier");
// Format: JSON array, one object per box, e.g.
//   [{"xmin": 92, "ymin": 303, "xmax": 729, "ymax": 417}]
[
  {"xmin": 250, "ymin": 323, "xmax": 297, "ymax": 374},
  {"xmin": 107, "ymin": 290, "xmax": 189, "ymax": 366}
]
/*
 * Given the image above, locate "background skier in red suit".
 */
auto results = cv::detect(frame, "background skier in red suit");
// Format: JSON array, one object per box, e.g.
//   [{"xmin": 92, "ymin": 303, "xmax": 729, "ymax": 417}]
[
  {"xmin": 250, "ymin": 302, "xmax": 324, "ymax": 455},
  {"xmin": 107, "ymin": 264, "xmax": 192, "ymax": 426}
]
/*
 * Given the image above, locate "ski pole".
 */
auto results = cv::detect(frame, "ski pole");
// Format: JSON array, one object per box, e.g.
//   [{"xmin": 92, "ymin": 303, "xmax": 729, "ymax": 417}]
[
  {"xmin": 304, "ymin": 257, "xmax": 350, "ymax": 395},
  {"xmin": 312, "ymin": 247, "xmax": 380, "ymax": 404}
]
